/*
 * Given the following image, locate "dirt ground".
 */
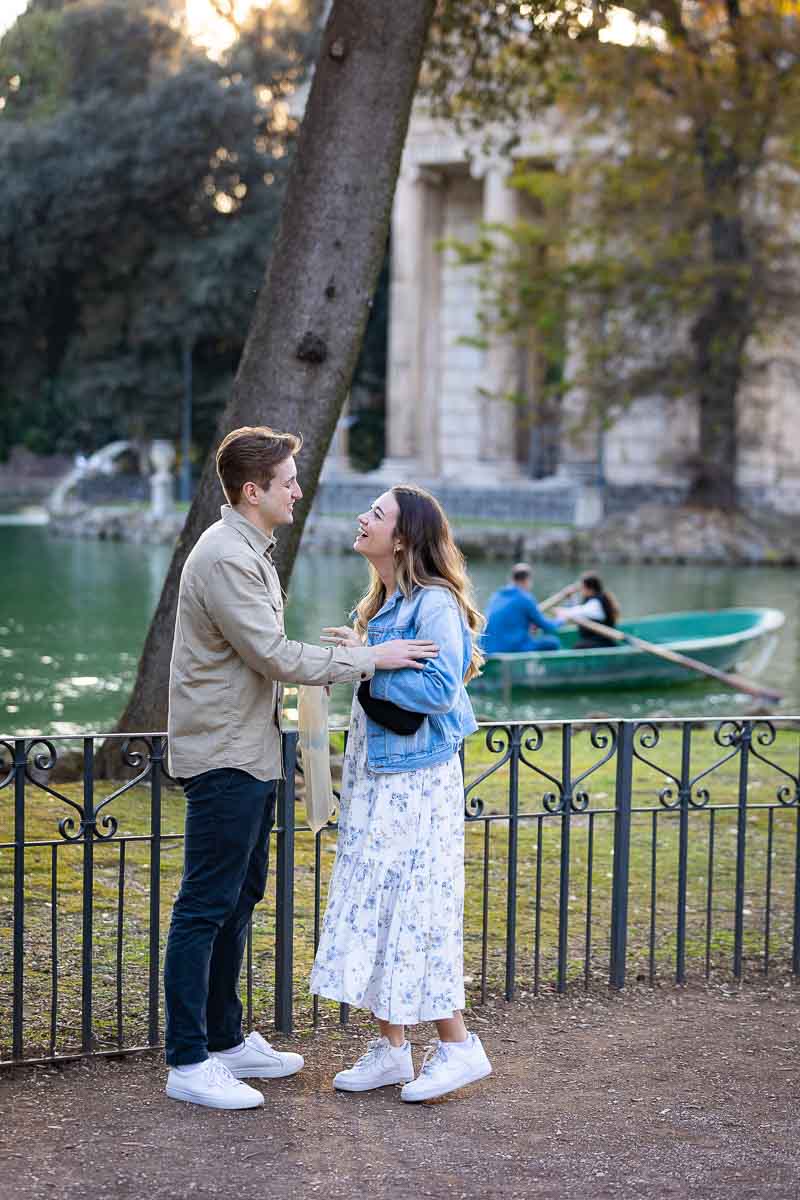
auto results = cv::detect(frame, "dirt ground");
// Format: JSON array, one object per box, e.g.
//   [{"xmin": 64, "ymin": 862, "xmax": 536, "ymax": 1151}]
[{"xmin": 1, "ymin": 982, "xmax": 798, "ymax": 1200}]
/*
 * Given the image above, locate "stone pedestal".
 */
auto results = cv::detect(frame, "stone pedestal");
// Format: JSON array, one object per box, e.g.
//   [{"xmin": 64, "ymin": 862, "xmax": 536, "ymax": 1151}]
[
  {"xmin": 438, "ymin": 458, "xmax": 521, "ymax": 484},
  {"xmin": 573, "ymin": 484, "xmax": 605, "ymax": 528},
  {"xmin": 370, "ymin": 456, "xmax": 424, "ymax": 485},
  {"xmin": 320, "ymin": 403, "xmax": 352, "ymax": 478}
]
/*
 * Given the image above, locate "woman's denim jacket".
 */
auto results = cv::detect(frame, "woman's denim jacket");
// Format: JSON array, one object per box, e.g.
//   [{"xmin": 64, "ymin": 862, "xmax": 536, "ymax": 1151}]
[{"xmin": 363, "ymin": 585, "xmax": 479, "ymax": 774}]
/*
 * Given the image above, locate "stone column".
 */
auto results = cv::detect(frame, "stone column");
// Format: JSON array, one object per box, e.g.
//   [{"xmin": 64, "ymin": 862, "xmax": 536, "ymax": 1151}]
[
  {"xmin": 478, "ymin": 162, "xmax": 522, "ymax": 478},
  {"xmin": 557, "ymin": 311, "xmax": 605, "ymax": 526},
  {"xmin": 381, "ymin": 166, "xmax": 427, "ymax": 478},
  {"xmin": 416, "ymin": 169, "xmax": 444, "ymax": 476}
]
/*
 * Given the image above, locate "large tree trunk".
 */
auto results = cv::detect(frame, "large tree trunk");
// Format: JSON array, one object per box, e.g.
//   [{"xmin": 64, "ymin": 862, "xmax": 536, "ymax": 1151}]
[
  {"xmin": 688, "ymin": 159, "xmax": 750, "ymax": 510},
  {"xmin": 110, "ymin": 0, "xmax": 436, "ymax": 740},
  {"xmin": 688, "ymin": 281, "xmax": 748, "ymax": 510}
]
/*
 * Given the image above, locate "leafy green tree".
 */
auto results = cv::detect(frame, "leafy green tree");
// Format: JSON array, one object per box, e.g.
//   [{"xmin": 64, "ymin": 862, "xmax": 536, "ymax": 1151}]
[
  {"xmin": 0, "ymin": 0, "xmax": 308, "ymax": 461},
  {"xmin": 426, "ymin": 1, "xmax": 800, "ymax": 508}
]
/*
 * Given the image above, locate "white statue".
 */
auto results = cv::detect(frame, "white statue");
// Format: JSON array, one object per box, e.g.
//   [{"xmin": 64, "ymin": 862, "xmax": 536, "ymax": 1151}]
[{"xmin": 149, "ymin": 439, "xmax": 176, "ymax": 519}]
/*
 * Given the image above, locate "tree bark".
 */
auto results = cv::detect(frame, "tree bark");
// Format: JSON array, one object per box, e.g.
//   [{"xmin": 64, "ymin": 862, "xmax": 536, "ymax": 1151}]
[
  {"xmin": 688, "ymin": 276, "xmax": 749, "ymax": 510},
  {"xmin": 687, "ymin": 161, "xmax": 751, "ymax": 510},
  {"xmin": 109, "ymin": 0, "xmax": 436, "ymax": 743}
]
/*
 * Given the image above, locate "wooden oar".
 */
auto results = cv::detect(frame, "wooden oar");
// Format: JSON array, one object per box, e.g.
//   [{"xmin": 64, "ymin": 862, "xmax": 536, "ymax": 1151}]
[
  {"xmin": 563, "ymin": 613, "xmax": 783, "ymax": 704},
  {"xmin": 538, "ymin": 582, "xmax": 580, "ymax": 614}
]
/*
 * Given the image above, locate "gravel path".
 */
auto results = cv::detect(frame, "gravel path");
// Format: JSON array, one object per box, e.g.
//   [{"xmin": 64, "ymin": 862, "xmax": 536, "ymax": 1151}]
[{"xmin": 1, "ymin": 983, "xmax": 798, "ymax": 1200}]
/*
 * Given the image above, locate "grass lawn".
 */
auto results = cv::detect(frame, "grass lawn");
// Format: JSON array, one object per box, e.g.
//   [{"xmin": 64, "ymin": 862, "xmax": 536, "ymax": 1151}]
[{"xmin": 1, "ymin": 718, "xmax": 798, "ymax": 1062}]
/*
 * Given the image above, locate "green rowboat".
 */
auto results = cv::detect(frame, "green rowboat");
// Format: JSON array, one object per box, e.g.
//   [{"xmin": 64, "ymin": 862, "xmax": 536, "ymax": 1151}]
[{"xmin": 470, "ymin": 607, "xmax": 785, "ymax": 695}]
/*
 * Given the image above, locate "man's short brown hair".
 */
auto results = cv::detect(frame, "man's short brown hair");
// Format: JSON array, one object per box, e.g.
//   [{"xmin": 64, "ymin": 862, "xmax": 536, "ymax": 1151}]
[{"xmin": 216, "ymin": 425, "xmax": 303, "ymax": 506}]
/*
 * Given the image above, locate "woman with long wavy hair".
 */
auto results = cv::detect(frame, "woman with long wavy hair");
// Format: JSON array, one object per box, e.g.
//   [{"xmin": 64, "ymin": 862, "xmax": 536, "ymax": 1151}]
[{"xmin": 309, "ymin": 485, "xmax": 492, "ymax": 1102}]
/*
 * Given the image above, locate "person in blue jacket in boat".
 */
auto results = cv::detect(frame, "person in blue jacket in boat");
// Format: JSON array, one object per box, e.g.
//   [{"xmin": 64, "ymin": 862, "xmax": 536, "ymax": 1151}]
[{"xmin": 482, "ymin": 563, "xmax": 565, "ymax": 654}]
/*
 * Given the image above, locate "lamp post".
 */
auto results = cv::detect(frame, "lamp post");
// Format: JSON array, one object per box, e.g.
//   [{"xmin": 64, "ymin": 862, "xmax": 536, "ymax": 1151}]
[{"xmin": 180, "ymin": 335, "xmax": 193, "ymax": 503}]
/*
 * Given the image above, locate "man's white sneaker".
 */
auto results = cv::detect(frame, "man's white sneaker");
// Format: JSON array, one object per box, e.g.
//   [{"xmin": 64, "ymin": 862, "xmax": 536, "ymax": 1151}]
[
  {"xmin": 333, "ymin": 1037, "xmax": 415, "ymax": 1092},
  {"xmin": 400, "ymin": 1034, "xmax": 492, "ymax": 1102},
  {"xmin": 165, "ymin": 1056, "xmax": 265, "ymax": 1110},
  {"xmin": 215, "ymin": 1031, "xmax": 304, "ymax": 1080}
]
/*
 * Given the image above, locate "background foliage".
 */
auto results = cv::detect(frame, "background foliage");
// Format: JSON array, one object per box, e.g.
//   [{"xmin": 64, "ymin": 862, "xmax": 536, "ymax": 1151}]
[
  {"xmin": 4, "ymin": 1, "xmax": 800, "ymax": 506},
  {"xmin": 0, "ymin": 0, "xmax": 310, "ymax": 462},
  {"xmin": 426, "ymin": 1, "xmax": 800, "ymax": 506}
]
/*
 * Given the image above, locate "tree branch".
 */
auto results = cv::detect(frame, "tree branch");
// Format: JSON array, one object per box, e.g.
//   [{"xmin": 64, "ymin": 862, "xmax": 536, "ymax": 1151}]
[{"xmin": 208, "ymin": 0, "xmax": 245, "ymax": 37}]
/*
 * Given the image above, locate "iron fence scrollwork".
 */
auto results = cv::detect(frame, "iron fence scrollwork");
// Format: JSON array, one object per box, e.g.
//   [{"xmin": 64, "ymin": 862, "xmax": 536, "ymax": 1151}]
[{"xmin": 2, "ymin": 716, "xmax": 800, "ymax": 1067}]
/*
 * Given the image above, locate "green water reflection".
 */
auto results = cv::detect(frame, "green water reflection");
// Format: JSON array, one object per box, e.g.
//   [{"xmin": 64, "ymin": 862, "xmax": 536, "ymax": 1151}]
[{"xmin": 0, "ymin": 521, "xmax": 797, "ymax": 735}]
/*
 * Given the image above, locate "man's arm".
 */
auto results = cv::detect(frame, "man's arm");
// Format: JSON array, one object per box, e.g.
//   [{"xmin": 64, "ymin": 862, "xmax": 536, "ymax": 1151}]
[
  {"xmin": 206, "ymin": 557, "xmax": 375, "ymax": 686},
  {"xmin": 524, "ymin": 593, "xmax": 563, "ymax": 636}
]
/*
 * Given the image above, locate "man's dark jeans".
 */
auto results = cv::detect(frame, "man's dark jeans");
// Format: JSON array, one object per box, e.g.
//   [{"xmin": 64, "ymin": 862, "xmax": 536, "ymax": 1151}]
[{"xmin": 163, "ymin": 767, "xmax": 277, "ymax": 1067}]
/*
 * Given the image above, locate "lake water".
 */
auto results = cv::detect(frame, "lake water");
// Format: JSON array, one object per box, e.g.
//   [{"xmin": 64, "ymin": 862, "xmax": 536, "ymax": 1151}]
[{"xmin": 1, "ymin": 517, "xmax": 798, "ymax": 735}]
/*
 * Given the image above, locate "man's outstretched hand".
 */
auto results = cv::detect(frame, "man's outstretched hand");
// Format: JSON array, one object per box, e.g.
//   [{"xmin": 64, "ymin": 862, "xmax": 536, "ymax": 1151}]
[
  {"xmin": 321, "ymin": 626, "xmax": 438, "ymax": 671},
  {"xmin": 372, "ymin": 639, "xmax": 438, "ymax": 671},
  {"xmin": 320, "ymin": 626, "xmax": 363, "ymax": 649}
]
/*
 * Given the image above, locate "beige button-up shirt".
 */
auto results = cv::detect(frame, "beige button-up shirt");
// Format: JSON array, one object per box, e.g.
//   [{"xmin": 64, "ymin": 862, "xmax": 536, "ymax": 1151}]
[{"xmin": 167, "ymin": 505, "xmax": 375, "ymax": 782}]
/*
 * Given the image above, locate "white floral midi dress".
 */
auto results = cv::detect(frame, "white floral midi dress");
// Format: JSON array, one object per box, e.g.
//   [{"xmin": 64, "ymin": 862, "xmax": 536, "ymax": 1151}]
[{"xmin": 309, "ymin": 695, "xmax": 466, "ymax": 1025}]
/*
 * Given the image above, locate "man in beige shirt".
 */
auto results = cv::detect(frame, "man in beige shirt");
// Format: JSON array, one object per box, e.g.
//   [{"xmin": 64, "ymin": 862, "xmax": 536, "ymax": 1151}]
[{"xmin": 164, "ymin": 426, "xmax": 436, "ymax": 1111}]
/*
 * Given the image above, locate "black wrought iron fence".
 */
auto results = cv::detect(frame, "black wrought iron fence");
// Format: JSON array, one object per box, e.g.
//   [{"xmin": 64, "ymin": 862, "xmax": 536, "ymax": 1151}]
[{"xmin": 1, "ymin": 716, "xmax": 799, "ymax": 1068}]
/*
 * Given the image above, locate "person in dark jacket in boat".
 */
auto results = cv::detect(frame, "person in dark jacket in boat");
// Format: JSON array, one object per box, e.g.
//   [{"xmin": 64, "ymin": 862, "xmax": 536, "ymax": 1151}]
[
  {"xmin": 556, "ymin": 573, "xmax": 621, "ymax": 649},
  {"xmin": 482, "ymin": 563, "xmax": 564, "ymax": 654}
]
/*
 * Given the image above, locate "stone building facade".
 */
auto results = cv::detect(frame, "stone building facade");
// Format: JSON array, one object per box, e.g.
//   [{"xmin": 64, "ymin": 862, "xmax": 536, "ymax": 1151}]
[{"xmin": 370, "ymin": 109, "xmax": 800, "ymax": 517}]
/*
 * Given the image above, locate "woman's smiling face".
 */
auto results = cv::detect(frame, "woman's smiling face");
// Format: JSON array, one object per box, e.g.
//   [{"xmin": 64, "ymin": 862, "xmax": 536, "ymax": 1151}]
[{"xmin": 354, "ymin": 490, "xmax": 400, "ymax": 562}]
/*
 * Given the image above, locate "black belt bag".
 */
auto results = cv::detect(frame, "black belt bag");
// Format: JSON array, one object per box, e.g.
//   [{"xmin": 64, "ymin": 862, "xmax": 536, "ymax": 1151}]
[{"xmin": 357, "ymin": 680, "xmax": 425, "ymax": 736}]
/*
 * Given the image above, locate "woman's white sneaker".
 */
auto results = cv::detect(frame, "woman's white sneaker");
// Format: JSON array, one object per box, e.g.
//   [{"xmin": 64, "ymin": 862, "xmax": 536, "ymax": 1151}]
[
  {"xmin": 400, "ymin": 1034, "xmax": 492, "ymax": 1102},
  {"xmin": 333, "ymin": 1037, "xmax": 415, "ymax": 1092},
  {"xmin": 215, "ymin": 1030, "xmax": 304, "ymax": 1079},
  {"xmin": 166, "ymin": 1056, "xmax": 265, "ymax": 1109}
]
